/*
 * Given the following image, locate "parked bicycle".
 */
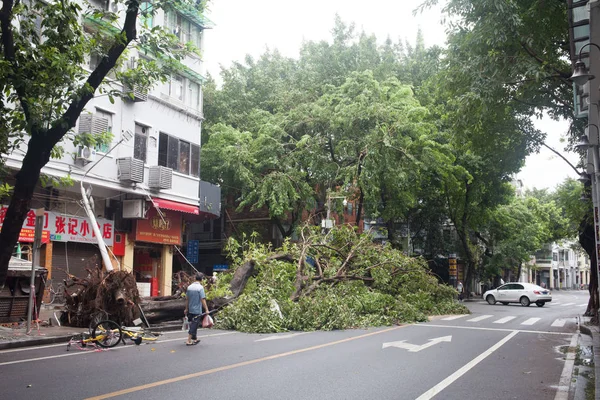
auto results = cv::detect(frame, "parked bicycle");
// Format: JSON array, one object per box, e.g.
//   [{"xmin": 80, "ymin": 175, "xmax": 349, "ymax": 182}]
[
  {"xmin": 67, "ymin": 319, "xmax": 160, "ymax": 350},
  {"xmin": 43, "ymin": 278, "xmax": 65, "ymax": 305}
]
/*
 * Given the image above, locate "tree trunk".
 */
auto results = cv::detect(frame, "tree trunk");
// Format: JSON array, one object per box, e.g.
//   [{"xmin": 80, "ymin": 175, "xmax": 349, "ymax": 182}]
[
  {"xmin": 456, "ymin": 226, "xmax": 475, "ymax": 297},
  {"xmin": 0, "ymin": 134, "xmax": 51, "ymax": 286}
]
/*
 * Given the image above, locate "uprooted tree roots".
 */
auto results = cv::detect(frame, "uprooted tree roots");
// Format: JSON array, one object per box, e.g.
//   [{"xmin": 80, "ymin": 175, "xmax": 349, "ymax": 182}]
[{"xmin": 61, "ymin": 268, "xmax": 141, "ymax": 328}]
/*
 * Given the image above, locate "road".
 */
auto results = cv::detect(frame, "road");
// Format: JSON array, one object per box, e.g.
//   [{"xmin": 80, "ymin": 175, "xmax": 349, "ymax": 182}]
[{"xmin": 0, "ymin": 291, "xmax": 587, "ymax": 400}]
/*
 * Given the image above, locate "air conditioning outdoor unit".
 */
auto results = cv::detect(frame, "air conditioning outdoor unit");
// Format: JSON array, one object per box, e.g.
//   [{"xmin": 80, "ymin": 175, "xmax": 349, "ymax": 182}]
[
  {"xmin": 148, "ymin": 166, "xmax": 173, "ymax": 190},
  {"xmin": 79, "ymin": 113, "xmax": 109, "ymax": 135},
  {"xmin": 123, "ymin": 81, "xmax": 148, "ymax": 102},
  {"xmin": 117, "ymin": 157, "xmax": 144, "ymax": 183},
  {"xmin": 122, "ymin": 199, "xmax": 146, "ymax": 219},
  {"xmin": 76, "ymin": 146, "xmax": 96, "ymax": 164}
]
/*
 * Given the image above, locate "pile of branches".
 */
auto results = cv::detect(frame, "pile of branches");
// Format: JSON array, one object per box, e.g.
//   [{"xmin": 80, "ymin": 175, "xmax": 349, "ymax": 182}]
[
  {"xmin": 61, "ymin": 266, "xmax": 141, "ymax": 328},
  {"xmin": 211, "ymin": 225, "xmax": 469, "ymax": 333}
]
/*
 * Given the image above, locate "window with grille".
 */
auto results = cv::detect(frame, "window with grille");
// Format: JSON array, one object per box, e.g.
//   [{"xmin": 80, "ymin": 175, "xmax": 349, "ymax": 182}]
[
  {"xmin": 158, "ymin": 132, "xmax": 200, "ymax": 177},
  {"xmin": 134, "ymin": 123, "xmax": 149, "ymax": 163}
]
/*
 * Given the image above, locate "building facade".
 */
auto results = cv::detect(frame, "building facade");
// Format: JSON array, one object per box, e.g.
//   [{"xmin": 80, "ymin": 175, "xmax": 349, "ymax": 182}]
[{"xmin": 1, "ymin": 0, "xmax": 220, "ymax": 298}]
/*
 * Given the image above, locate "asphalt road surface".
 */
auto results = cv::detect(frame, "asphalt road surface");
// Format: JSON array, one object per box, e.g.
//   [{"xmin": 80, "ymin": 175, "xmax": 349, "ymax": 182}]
[{"xmin": 0, "ymin": 290, "xmax": 587, "ymax": 400}]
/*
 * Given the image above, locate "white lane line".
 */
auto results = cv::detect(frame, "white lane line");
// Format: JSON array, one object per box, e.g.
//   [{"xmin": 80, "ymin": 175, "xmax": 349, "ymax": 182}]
[
  {"xmin": 561, "ymin": 303, "xmax": 576, "ymax": 307},
  {"xmin": 467, "ymin": 315, "xmax": 492, "ymax": 322},
  {"xmin": 0, "ymin": 332, "xmax": 235, "ymax": 367},
  {"xmin": 578, "ymin": 304, "xmax": 588, "ymax": 307},
  {"xmin": 493, "ymin": 316, "xmax": 516, "ymax": 324},
  {"xmin": 416, "ymin": 323, "xmax": 572, "ymax": 336},
  {"xmin": 521, "ymin": 318, "xmax": 541, "ymax": 326},
  {"xmin": 416, "ymin": 331, "xmax": 519, "ymax": 400},
  {"xmin": 441, "ymin": 315, "xmax": 467, "ymax": 321},
  {"xmin": 551, "ymin": 319, "xmax": 567, "ymax": 328},
  {"xmin": 554, "ymin": 334, "xmax": 578, "ymax": 400}
]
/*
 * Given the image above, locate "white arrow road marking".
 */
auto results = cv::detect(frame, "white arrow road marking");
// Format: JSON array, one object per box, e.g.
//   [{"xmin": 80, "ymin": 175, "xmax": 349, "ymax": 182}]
[
  {"xmin": 493, "ymin": 316, "xmax": 516, "ymax": 324},
  {"xmin": 467, "ymin": 315, "xmax": 492, "ymax": 322},
  {"xmin": 551, "ymin": 319, "xmax": 567, "ymax": 327},
  {"xmin": 256, "ymin": 333, "xmax": 307, "ymax": 342},
  {"xmin": 521, "ymin": 318, "xmax": 541, "ymax": 326},
  {"xmin": 382, "ymin": 336, "xmax": 452, "ymax": 352}
]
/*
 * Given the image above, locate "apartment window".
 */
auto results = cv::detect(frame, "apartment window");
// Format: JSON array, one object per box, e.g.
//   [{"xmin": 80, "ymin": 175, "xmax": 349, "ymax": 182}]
[
  {"xmin": 94, "ymin": 109, "xmax": 113, "ymax": 153},
  {"xmin": 187, "ymin": 81, "xmax": 200, "ymax": 110},
  {"xmin": 140, "ymin": 1, "xmax": 153, "ymax": 28},
  {"xmin": 164, "ymin": 9, "xmax": 202, "ymax": 48},
  {"xmin": 158, "ymin": 132, "xmax": 200, "ymax": 177},
  {"xmin": 134, "ymin": 123, "xmax": 149, "ymax": 163},
  {"xmin": 169, "ymin": 75, "xmax": 184, "ymax": 101},
  {"xmin": 22, "ymin": 0, "xmax": 43, "ymax": 39}
]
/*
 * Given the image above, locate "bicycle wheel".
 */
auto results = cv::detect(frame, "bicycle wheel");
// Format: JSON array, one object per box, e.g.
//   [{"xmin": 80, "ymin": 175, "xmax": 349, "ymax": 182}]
[
  {"xmin": 89, "ymin": 310, "xmax": 109, "ymax": 334},
  {"xmin": 92, "ymin": 320, "xmax": 122, "ymax": 348},
  {"xmin": 44, "ymin": 279, "xmax": 56, "ymax": 305}
]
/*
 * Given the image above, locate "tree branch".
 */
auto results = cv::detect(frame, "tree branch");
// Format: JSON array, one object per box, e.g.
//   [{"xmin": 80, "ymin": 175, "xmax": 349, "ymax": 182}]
[{"xmin": 0, "ymin": 0, "xmax": 31, "ymax": 122}]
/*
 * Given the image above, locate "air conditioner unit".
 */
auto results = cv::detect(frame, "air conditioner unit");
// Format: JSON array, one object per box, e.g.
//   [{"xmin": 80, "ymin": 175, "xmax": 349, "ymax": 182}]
[
  {"xmin": 76, "ymin": 146, "xmax": 96, "ymax": 163},
  {"xmin": 117, "ymin": 157, "xmax": 144, "ymax": 183},
  {"xmin": 123, "ymin": 84, "xmax": 148, "ymax": 102},
  {"xmin": 148, "ymin": 166, "xmax": 173, "ymax": 190},
  {"xmin": 78, "ymin": 113, "xmax": 109, "ymax": 135},
  {"xmin": 122, "ymin": 199, "xmax": 146, "ymax": 219}
]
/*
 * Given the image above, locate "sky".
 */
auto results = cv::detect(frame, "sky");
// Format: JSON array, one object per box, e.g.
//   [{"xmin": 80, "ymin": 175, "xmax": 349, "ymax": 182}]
[{"xmin": 202, "ymin": 0, "xmax": 580, "ymax": 191}]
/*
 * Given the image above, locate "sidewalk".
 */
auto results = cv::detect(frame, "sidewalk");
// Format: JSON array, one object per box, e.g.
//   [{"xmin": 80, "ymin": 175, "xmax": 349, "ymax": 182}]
[
  {"xmin": 0, "ymin": 306, "xmax": 182, "ymax": 350},
  {"xmin": 578, "ymin": 316, "xmax": 600, "ymax": 400},
  {"xmin": 0, "ymin": 306, "xmax": 87, "ymax": 350}
]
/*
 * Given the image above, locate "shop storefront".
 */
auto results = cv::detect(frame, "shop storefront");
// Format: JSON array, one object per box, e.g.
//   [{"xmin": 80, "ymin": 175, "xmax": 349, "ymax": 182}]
[
  {"xmin": 130, "ymin": 204, "xmax": 185, "ymax": 297},
  {"xmin": 0, "ymin": 205, "xmax": 115, "ymax": 284}
]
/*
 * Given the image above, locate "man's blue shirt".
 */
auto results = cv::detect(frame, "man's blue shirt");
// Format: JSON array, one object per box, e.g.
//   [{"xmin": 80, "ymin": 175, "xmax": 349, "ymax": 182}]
[{"xmin": 187, "ymin": 282, "xmax": 206, "ymax": 315}]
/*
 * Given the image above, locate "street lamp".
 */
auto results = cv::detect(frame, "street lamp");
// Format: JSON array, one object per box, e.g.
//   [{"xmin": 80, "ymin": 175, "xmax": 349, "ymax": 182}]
[{"xmin": 570, "ymin": 42, "xmax": 600, "ymax": 85}]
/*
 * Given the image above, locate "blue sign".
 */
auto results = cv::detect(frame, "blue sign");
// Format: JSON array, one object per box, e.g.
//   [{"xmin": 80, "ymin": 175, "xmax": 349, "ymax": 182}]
[
  {"xmin": 186, "ymin": 240, "xmax": 199, "ymax": 264},
  {"xmin": 213, "ymin": 264, "xmax": 229, "ymax": 271}
]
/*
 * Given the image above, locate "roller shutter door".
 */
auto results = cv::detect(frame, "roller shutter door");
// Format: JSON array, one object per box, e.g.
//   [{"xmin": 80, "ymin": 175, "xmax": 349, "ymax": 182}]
[{"xmin": 51, "ymin": 242, "xmax": 102, "ymax": 284}]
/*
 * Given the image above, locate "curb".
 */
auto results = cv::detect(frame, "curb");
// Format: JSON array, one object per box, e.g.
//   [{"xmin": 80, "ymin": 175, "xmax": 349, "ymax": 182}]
[
  {"xmin": 578, "ymin": 315, "xmax": 600, "ymax": 400},
  {"xmin": 0, "ymin": 334, "xmax": 75, "ymax": 351},
  {"xmin": 0, "ymin": 323, "xmax": 184, "ymax": 351}
]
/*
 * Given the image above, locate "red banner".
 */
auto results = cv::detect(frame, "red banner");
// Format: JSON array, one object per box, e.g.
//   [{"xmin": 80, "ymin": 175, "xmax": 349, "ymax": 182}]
[
  {"xmin": 135, "ymin": 207, "xmax": 182, "ymax": 245},
  {"xmin": 18, "ymin": 228, "xmax": 50, "ymax": 244}
]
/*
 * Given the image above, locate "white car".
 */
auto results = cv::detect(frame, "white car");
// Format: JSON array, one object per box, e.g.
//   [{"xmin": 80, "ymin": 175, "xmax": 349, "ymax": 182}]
[{"xmin": 483, "ymin": 283, "xmax": 552, "ymax": 307}]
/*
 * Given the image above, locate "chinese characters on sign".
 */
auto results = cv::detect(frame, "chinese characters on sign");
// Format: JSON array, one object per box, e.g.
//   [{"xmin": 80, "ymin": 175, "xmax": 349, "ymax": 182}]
[
  {"xmin": 187, "ymin": 240, "xmax": 199, "ymax": 263},
  {"xmin": 0, "ymin": 205, "xmax": 114, "ymax": 246},
  {"xmin": 135, "ymin": 207, "xmax": 182, "ymax": 245}
]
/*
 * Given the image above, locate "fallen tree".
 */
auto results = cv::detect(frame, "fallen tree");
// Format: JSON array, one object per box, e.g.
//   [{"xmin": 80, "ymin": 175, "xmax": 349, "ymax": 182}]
[
  {"xmin": 211, "ymin": 225, "xmax": 468, "ymax": 332},
  {"xmin": 61, "ymin": 267, "xmax": 140, "ymax": 328}
]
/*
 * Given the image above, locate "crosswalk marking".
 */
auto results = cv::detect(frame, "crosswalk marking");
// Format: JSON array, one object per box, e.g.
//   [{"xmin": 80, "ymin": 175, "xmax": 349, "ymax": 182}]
[
  {"xmin": 561, "ymin": 303, "xmax": 576, "ymax": 307},
  {"xmin": 521, "ymin": 318, "xmax": 541, "ymax": 326},
  {"xmin": 442, "ymin": 315, "xmax": 467, "ymax": 321},
  {"xmin": 467, "ymin": 315, "xmax": 493, "ymax": 322},
  {"xmin": 551, "ymin": 319, "xmax": 567, "ymax": 327},
  {"xmin": 493, "ymin": 316, "xmax": 516, "ymax": 324}
]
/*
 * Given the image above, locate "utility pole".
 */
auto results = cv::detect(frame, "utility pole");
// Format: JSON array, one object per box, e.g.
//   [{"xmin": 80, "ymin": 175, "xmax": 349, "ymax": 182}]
[{"xmin": 26, "ymin": 208, "xmax": 44, "ymax": 333}]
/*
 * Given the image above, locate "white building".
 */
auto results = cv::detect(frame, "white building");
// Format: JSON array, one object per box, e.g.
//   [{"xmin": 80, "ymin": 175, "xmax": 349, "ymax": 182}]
[
  {"xmin": 1, "ymin": 1, "xmax": 220, "ymax": 297},
  {"xmin": 551, "ymin": 242, "xmax": 582, "ymax": 290}
]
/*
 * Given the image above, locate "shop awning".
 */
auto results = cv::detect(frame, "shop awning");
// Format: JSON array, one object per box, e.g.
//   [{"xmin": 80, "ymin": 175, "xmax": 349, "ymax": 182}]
[{"xmin": 150, "ymin": 199, "xmax": 199, "ymax": 215}]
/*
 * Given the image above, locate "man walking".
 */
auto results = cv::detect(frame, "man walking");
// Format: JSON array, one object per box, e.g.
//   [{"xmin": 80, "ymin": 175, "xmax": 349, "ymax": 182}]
[{"xmin": 184, "ymin": 273, "xmax": 209, "ymax": 346}]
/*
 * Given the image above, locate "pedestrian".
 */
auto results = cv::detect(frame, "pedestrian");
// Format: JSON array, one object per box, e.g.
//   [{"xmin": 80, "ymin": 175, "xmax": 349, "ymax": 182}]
[
  {"xmin": 457, "ymin": 281, "xmax": 464, "ymax": 302},
  {"xmin": 184, "ymin": 273, "xmax": 209, "ymax": 346}
]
